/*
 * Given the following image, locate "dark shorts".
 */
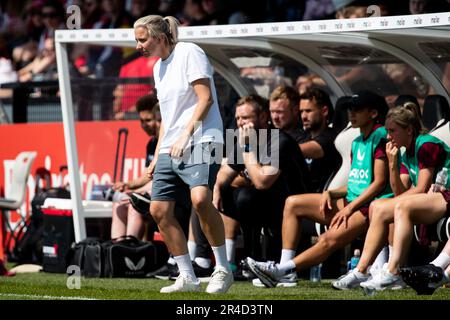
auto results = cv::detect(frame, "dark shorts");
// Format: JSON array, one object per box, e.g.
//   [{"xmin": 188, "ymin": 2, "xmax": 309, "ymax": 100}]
[
  {"xmin": 344, "ymin": 198, "xmax": 370, "ymax": 217},
  {"xmin": 151, "ymin": 142, "xmax": 222, "ymax": 205}
]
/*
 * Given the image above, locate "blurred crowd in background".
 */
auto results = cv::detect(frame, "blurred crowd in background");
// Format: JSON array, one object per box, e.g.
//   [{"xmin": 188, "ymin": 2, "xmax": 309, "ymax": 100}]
[{"xmin": 0, "ymin": 0, "xmax": 449, "ymax": 119}]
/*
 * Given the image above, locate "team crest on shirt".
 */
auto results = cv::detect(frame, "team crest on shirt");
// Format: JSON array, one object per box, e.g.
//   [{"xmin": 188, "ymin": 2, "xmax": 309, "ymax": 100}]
[{"xmin": 357, "ymin": 149, "xmax": 365, "ymax": 162}]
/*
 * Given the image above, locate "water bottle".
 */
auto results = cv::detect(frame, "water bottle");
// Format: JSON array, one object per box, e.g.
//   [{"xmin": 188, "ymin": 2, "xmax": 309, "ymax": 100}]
[
  {"xmin": 347, "ymin": 249, "xmax": 361, "ymax": 271},
  {"xmin": 309, "ymin": 263, "xmax": 322, "ymax": 282},
  {"xmin": 433, "ymin": 167, "xmax": 448, "ymax": 192}
]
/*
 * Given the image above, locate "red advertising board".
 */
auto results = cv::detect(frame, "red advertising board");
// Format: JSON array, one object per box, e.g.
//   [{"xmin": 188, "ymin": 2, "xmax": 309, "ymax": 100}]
[{"xmin": 0, "ymin": 120, "xmax": 149, "ymax": 258}]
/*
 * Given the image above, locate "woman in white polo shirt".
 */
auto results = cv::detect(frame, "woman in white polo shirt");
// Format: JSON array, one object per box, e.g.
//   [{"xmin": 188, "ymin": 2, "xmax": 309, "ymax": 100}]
[{"xmin": 133, "ymin": 15, "xmax": 232, "ymax": 294}]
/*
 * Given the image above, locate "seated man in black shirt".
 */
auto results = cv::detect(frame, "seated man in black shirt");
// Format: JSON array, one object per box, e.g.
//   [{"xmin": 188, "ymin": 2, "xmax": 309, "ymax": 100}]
[
  {"xmin": 213, "ymin": 94, "xmax": 311, "ymax": 271},
  {"xmin": 297, "ymin": 88, "xmax": 339, "ymax": 192}
]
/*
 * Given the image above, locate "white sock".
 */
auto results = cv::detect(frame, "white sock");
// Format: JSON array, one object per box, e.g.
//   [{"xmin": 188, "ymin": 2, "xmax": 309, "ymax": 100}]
[
  {"xmin": 388, "ymin": 245, "xmax": 394, "ymax": 261},
  {"xmin": 225, "ymin": 239, "xmax": 236, "ymax": 263},
  {"xmin": 280, "ymin": 249, "xmax": 296, "ymax": 264},
  {"xmin": 194, "ymin": 257, "xmax": 211, "ymax": 268},
  {"xmin": 212, "ymin": 245, "xmax": 230, "ymax": 271},
  {"xmin": 187, "ymin": 240, "xmax": 197, "ymax": 261},
  {"xmin": 372, "ymin": 246, "xmax": 389, "ymax": 271},
  {"xmin": 277, "ymin": 260, "xmax": 296, "ymax": 277},
  {"xmin": 174, "ymin": 254, "xmax": 197, "ymax": 280},
  {"xmin": 431, "ymin": 252, "xmax": 450, "ymax": 270}
]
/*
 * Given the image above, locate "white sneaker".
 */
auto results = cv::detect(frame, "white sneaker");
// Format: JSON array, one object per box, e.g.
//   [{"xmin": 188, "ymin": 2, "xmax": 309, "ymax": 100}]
[
  {"xmin": 332, "ymin": 269, "xmax": 370, "ymax": 290},
  {"xmin": 360, "ymin": 270, "xmax": 406, "ymax": 291},
  {"xmin": 245, "ymin": 257, "xmax": 281, "ymax": 288},
  {"xmin": 252, "ymin": 271, "xmax": 298, "ymax": 287},
  {"xmin": 205, "ymin": 266, "xmax": 233, "ymax": 294},
  {"xmin": 160, "ymin": 273, "xmax": 200, "ymax": 293}
]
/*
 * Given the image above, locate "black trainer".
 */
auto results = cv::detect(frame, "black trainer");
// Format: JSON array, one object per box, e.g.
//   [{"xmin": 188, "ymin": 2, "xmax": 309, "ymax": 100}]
[
  {"xmin": 192, "ymin": 261, "xmax": 213, "ymax": 281},
  {"xmin": 151, "ymin": 263, "xmax": 179, "ymax": 280},
  {"xmin": 399, "ymin": 264, "xmax": 444, "ymax": 295},
  {"xmin": 233, "ymin": 259, "xmax": 255, "ymax": 281},
  {"xmin": 129, "ymin": 192, "xmax": 151, "ymax": 215}
]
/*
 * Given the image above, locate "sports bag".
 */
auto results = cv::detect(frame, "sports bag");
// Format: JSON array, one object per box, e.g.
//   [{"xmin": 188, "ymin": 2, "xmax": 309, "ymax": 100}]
[
  {"xmin": 104, "ymin": 236, "xmax": 168, "ymax": 278},
  {"xmin": 68, "ymin": 236, "xmax": 168, "ymax": 278}
]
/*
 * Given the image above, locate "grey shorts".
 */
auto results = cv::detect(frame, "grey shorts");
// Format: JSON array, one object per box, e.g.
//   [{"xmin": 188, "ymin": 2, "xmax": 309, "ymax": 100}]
[{"xmin": 151, "ymin": 142, "xmax": 222, "ymax": 204}]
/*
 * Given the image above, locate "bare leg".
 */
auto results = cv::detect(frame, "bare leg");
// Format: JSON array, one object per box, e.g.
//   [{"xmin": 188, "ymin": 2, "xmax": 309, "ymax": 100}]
[
  {"xmin": 221, "ymin": 213, "xmax": 240, "ymax": 240},
  {"xmin": 150, "ymin": 200, "xmax": 187, "ymax": 256},
  {"xmin": 357, "ymin": 198, "xmax": 397, "ymax": 273},
  {"xmin": 191, "ymin": 186, "xmax": 225, "ymax": 247},
  {"xmin": 292, "ymin": 203, "xmax": 367, "ymax": 271},
  {"xmin": 111, "ymin": 202, "xmax": 128, "ymax": 239},
  {"xmin": 126, "ymin": 206, "xmax": 146, "ymax": 239},
  {"xmin": 282, "ymin": 193, "xmax": 336, "ymax": 250},
  {"xmin": 388, "ymin": 193, "xmax": 447, "ymax": 274}
]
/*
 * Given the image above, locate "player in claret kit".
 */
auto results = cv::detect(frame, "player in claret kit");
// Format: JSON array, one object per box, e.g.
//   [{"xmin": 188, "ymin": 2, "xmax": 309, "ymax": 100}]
[
  {"xmin": 334, "ymin": 103, "xmax": 450, "ymax": 291},
  {"xmin": 246, "ymin": 91, "xmax": 393, "ymax": 289}
]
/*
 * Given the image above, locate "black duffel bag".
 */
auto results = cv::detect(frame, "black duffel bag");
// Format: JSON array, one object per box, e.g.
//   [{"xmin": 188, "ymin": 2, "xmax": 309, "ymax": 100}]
[
  {"xmin": 104, "ymin": 236, "xmax": 168, "ymax": 278},
  {"xmin": 68, "ymin": 236, "xmax": 168, "ymax": 278}
]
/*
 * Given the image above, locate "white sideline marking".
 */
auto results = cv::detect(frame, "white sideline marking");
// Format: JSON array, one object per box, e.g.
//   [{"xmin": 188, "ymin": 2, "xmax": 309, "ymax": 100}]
[{"xmin": 0, "ymin": 293, "xmax": 98, "ymax": 300}]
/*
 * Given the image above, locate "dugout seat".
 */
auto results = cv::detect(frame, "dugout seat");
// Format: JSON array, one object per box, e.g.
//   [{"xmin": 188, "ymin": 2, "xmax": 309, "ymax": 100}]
[{"xmin": 0, "ymin": 151, "xmax": 37, "ymax": 257}]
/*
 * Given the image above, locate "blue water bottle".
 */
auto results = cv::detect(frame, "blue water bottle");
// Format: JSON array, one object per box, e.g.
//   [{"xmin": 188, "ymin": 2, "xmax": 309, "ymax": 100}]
[{"xmin": 347, "ymin": 249, "xmax": 361, "ymax": 271}]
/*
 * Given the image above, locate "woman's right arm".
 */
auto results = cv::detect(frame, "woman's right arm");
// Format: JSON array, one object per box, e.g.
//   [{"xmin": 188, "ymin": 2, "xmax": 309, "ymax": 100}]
[{"xmin": 386, "ymin": 141, "xmax": 410, "ymax": 195}]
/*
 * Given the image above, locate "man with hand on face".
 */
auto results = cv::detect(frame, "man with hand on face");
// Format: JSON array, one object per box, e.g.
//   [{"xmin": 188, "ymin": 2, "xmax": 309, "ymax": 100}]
[{"xmin": 213, "ymin": 94, "xmax": 311, "ymax": 267}]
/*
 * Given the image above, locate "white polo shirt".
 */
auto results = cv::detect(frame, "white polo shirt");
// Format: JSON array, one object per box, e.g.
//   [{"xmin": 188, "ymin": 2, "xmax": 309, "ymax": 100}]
[{"xmin": 153, "ymin": 42, "xmax": 224, "ymax": 154}]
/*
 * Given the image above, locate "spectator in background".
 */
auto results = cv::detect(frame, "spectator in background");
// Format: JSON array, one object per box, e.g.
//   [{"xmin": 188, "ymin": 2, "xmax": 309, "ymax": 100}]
[
  {"xmin": 409, "ymin": 0, "xmax": 431, "ymax": 14},
  {"xmin": 38, "ymin": 0, "xmax": 66, "ymax": 52},
  {"xmin": 113, "ymin": 55, "xmax": 159, "ymax": 120},
  {"xmin": 87, "ymin": 0, "xmax": 133, "ymax": 120},
  {"xmin": 183, "ymin": 0, "xmax": 211, "ymax": 26},
  {"xmin": 17, "ymin": 37, "xmax": 56, "ymax": 82},
  {"xmin": 0, "ymin": 53, "xmax": 17, "ymax": 98},
  {"xmin": 158, "ymin": 0, "xmax": 186, "ymax": 21},
  {"xmin": 70, "ymin": 0, "xmax": 103, "ymax": 77},
  {"xmin": 302, "ymin": 0, "xmax": 336, "ymax": 21},
  {"xmin": 11, "ymin": 1, "xmax": 46, "ymax": 71},
  {"xmin": 23, "ymin": 2, "xmax": 45, "ymax": 43},
  {"xmin": 202, "ymin": 0, "xmax": 229, "ymax": 25},
  {"xmin": 128, "ymin": 0, "xmax": 152, "ymax": 22},
  {"xmin": 81, "ymin": 0, "xmax": 103, "ymax": 29},
  {"xmin": 295, "ymin": 73, "xmax": 327, "ymax": 96}
]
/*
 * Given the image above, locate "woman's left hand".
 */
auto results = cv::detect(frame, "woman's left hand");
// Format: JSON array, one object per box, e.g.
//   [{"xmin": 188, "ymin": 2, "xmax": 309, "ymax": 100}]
[
  {"xmin": 170, "ymin": 131, "xmax": 190, "ymax": 158},
  {"xmin": 330, "ymin": 206, "xmax": 353, "ymax": 229}
]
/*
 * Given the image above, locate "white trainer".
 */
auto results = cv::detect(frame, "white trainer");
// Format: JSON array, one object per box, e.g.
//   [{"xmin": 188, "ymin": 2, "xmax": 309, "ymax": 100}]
[
  {"xmin": 205, "ymin": 266, "xmax": 233, "ymax": 294},
  {"xmin": 360, "ymin": 270, "xmax": 406, "ymax": 291},
  {"xmin": 252, "ymin": 271, "xmax": 298, "ymax": 287},
  {"xmin": 332, "ymin": 269, "xmax": 370, "ymax": 290},
  {"xmin": 160, "ymin": 273, "xmax": 201, "ymax": 293}
]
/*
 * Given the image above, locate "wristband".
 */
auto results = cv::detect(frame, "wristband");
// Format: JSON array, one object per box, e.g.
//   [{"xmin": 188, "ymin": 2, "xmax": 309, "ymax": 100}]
[{"xmin": 243, "ymin": 144, "xmax": 252, "ymax": 153}]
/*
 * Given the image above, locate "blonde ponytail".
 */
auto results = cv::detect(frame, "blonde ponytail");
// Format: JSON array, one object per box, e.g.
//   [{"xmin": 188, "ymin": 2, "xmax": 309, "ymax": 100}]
[
  {"xmin": 387, "ymin": 104, "xmax": 427, "ymax": 137},
  {"xmin": 134, "ymin": 15, "xmax": 179, "ymax": 46}
]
